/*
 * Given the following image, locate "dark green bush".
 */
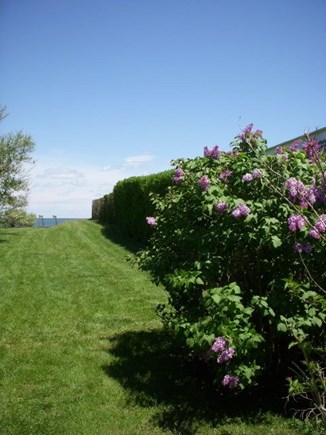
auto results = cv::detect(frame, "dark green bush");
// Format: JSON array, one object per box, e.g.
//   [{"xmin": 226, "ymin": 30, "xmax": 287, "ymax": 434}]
[
  {"xmin": 113, "ymin": 170, "xmax": 173, "ymax": 242},
  {"xmin": 92, "ymin": 170, "xmax": 172, "ymax": 242}
]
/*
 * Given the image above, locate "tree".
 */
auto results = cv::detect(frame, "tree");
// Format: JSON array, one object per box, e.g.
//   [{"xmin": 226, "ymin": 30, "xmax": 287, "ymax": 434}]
[{"xmin": 0, "ymin": 107, "xmax": 35, "ymax": 226}]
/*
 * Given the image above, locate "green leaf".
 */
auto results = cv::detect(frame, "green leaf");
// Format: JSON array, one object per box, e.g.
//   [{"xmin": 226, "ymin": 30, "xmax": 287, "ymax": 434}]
[
  {"xmin": 212, "ymin": 294, "xmax": 221, "ymax": 304},
  {"xmin": 312, "ymin": 317, "xmax": 322, "ymax": 327},
  {"xmin": 271, "ymin": 235, "xmax": 282, "ymax": 248},
  {"xmin": 277, "ymin": 322, "xmax": 287, "ymax": 332}
]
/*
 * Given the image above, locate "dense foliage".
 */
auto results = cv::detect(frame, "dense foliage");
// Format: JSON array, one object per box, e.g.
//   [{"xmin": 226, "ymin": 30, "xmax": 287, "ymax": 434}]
[
  {"xmin": 93, "ymin": 170, "xmax": 173, "ymax": 242},
  {"xmin": 0, "ymin": 107, "xmax": 35, "ymax": 224},
  {"xmin": 137, "ymin": 125, "xmax": 326, "ymax": 408},
  {"xmin": 92, "ymin": 193, "xmax": 115, "ymax": 224},
  {"xmin": 0, "ymin": 208, "xmax": 36, "ymax": 227}
]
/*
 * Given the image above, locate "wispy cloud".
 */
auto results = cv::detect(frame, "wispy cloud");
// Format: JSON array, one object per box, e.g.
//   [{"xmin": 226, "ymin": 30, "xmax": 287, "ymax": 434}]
[
  {"xmin": 27, "ymin": 152, "xmax": 165, "ymax": 218},
  {"xmin": 124, "ymin": 154, "xmax": 155, "ymax": 167}
]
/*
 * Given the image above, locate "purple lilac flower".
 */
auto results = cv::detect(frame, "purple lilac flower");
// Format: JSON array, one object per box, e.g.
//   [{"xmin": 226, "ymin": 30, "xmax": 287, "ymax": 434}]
[
  {"xmin": 173, "ymin": 167, "xmax": 185, "ymax": 184},
  {"xmin": 285, "ymin": 178, "xmax": 306, "ymax": 199},
  {"xmin": 215, "ymin": 201, "xmax": 228, "ymax": 213},
  {"xmin": 204, "ymin": 145, "xmax": 221, "ymax": 159},
  {"xmin": 252, "ymin": 168, "xmax": 263, "ymax": 179},
  {"xmin": 288, "ymin": 215, "xmax": 307, "ymax": 232},
  {"xmin": 290, "ymin": 140, "xmax": 301, "ymax": 152},
  {"xmin": 314, "ymin": 215, "xmax": 326, "ymax": 233},
  {"xmin": 222, "ymin": 374, "xmax": 240, "ymax": 389},
  {"xmin": 242, "ymin": 173, "xmax": 254, "ymax": 183},
  {"xmin": 244, "ymin": 123, "xmax": 254, "ymax": 134},
  {"xmin": 231, "ymin": 207, "xmax": 241, "ymax": 219},
  {"xmin": 303, "ymin": 138, "xmax": 321, "ymax": 161},
  {"xmin": 293, "ymin": 242, "xmax": 313, "ymax": 254},
  {"xmin": 307, "ymin": 187, "xmax": 318, "ymax": 206},
  {"xmin": 303, "ymin": 243, "xmax": 313, "ymax": 253},
  {"xmin": 146, "ymin": 216, "xmax": 156, "ymax": 226},
  {"xmin": 198, "ymin": 176, "xmax": 211, "ymax": 191},
  {"xmin": 280, "ymin": 153, "xmax": 289, "ymax": 161},
  {"xmin": 293, "ymin": 242, "xmax": 304, "ymax": 253},
  {"xmin": 309, "ymin": 228, "xmax": 321, "ymax": 239},
  {"xmin": 218, "ymin": 169, "xmax": 232, "ymax": 182},
  {"xmin": 317, "ymin": 191, "xmax": 326, "ymax": 205},
  {"xmin": 231, "ymin": 204, "xmax": 251, "ymax": 219},
  {"xmin": 211, "ymin": 337, "xmax": 228, "ymax": 353},
  {"xmin": 217, "ymin": 347, "xmax": 235, "ymax": 364},
  {"xmin": 285, "ymin": 178, "xmax": 318, "ymax": 208},
  {"xmin": 276, "ymin": 146, "xmax": 283, "ymax": 154},
  {"xmin": 308, "ymin": 215, "xmax": 326, "ymax": 240},
  {"xmin": 237, "ymin": 123, "xmax": 263, "ymax": 142}
]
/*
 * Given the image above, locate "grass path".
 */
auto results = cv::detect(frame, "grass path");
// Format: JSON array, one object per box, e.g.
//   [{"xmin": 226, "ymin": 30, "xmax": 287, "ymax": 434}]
[
  {"xmin": 0, "ymin": 220, "xmax": 166, "ymax": 434},
  {"xmin": 0, "ymin": 221, "xmax": 304, "ymax": 434}
]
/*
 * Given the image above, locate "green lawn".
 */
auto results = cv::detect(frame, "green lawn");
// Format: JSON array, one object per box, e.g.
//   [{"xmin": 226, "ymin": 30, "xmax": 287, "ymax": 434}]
[{"xmin": 0, "ymin": 220, "xmax": 309, "ymax": 434}]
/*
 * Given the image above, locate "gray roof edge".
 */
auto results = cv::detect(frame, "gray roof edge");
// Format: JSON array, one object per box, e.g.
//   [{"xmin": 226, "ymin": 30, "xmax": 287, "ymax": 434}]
[{"xmin": 268, "ymin": 126, "xmax": 326, "ymax": 152}]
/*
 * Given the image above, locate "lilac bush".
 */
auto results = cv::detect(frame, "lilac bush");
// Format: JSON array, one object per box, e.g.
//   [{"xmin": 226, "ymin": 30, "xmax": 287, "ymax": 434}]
[{"xmin": 137, "ymin": 125, "xmax": 326, "ymax": 394}]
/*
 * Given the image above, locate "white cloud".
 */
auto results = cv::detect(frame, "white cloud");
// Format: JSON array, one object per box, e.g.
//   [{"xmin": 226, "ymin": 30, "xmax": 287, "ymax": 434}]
[
  {"xmin": 124, "ymin": 154, "xmax": 155, "ymax": 167},
  {"xmin": 27, "ymin": 152, "xmax": 165, "ymax": 218}
]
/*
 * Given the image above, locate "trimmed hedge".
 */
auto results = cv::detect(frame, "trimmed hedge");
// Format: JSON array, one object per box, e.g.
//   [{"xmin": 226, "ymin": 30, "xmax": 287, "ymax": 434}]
[{"xmin": 92, "ymin": 170, "xmax": 172, "ymax": 242}]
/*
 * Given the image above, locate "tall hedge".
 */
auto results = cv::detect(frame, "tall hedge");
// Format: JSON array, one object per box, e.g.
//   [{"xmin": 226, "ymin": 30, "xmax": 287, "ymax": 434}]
[
  {"xmin": 92, "ymin": 170, "xmax": 173, "ymax": 242},
  {"xmin": 113, "ymin": 170, "xmax": 173, "ymax": 242}
]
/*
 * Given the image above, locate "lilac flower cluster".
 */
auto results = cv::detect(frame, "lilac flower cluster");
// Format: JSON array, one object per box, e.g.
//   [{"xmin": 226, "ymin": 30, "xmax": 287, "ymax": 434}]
[
  {"xmin": 173, "ymin": 167, "xmax": 185, "ymax": 184},
  {"xmin": 215, "ymin": 201, "xmax": 228, "ymax": 213},
  {"xmin": 211, "ymin": 336, "xmax": 228, "ymax": 352},
  {"xmin": 303, "ymin": 137, "xmax": 321, "ymax": 161},
  {"xmin": 222, "ymin": 374, "xmax": 240, "ymax": 389},
  {"xmin": 217, "ymin": 347, "xmax": 235, "ymax": 364},
  {"xmin": 211, "ymin": 337, "xmax": 235, "ymax": 365},
  {"xmin": 309, "ymin": 214, "xmax": 326, "ymax": 239},
  {"xmin": 237, "ymin": 123, "xmax": 263, "ymax": 142},
  {"xmin": 242, "ymin": 168, "xmax": 263, "ymax": 183},
  {"xmin": 288, "ymin": 214, "xmax": 307, "ymax": 232},
  {"xmin": 218, "ymin": 169, "xmax": 232, "ymax": 182},
  {"xmin": 231, "ymin": 204, "xmax": 251, "ymax": 219},
  {"xmin": 293, "ymin": 242, "xmax": 313, "ymax": 254},
  {"xmin": 285, "ymin": 177, "xmax": 319, "ymax": 208},
  {"xmin": 146, "ymin": 216, "xmax": 156, "ymax": 226},
  {"xmin": 198, "ymin": 176, "xmax": 211, "ymax": 191},
  {"xmin": 275, "ymin": 146, "xmax": 289, "ymax": 160},
  {"xmin": 204, "ymin": 145, "xmax": 221, "ymax": 159},
  {"xmin": 284, "ymin": 137, "xmax": 321, "ymax": 161},
  {"xmin": 242, "ymin": 173, "xmax": 253, "ymax": 183},
  {"xmin": 290, "ymin": 140, "xmax": 301, "ymax": 151}
]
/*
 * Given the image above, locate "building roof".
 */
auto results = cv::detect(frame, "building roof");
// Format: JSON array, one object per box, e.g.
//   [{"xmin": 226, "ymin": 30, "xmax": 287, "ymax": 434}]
[{"xmin": 267, "ymin": 126, "xmax": 326, "ymax": 154}]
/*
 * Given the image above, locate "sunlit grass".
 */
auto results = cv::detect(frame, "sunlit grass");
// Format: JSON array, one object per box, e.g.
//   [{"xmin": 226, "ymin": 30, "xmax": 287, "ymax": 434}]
[{"xmin": 0, "ymin": 220, "xmax": 311, "ymax": 434}]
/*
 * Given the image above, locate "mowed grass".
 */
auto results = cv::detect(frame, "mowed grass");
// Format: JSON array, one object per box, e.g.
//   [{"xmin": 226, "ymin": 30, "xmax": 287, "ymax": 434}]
[{"xmin": 0, "ymin": 220, "xmax": 306, "ymax": 434}]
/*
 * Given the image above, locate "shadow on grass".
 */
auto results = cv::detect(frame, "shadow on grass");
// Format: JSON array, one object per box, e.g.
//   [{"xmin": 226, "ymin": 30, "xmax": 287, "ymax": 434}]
[
  {"xmin": 99, "ymin": 222, "xmax": 144, "ymax": 254},
  {"xmin": 103, "ymin": 329, "xmax": 288, "ymax": 434},
  {"xmin": 0, "ymin": 230, "xmax": 21, "ymax": 243}
]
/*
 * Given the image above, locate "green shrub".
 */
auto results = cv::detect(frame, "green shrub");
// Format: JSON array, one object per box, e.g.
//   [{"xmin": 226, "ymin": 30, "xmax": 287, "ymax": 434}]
[
  {"xmin": 136, "ymin": 125, "xmax": 326, "ymax": 403},
  {"xmin": 0, "ymin": 209, "xmax": 36, "ymax": 227},
  {"xmin": 112, "ymin": 170, "xmax": 173, "ymax": 242}
]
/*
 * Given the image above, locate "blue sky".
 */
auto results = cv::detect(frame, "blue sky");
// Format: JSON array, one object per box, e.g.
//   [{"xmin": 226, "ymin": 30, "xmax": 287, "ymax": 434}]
[{"xmin": 1, "ymin": 0, "xmax": 325, "ymax": 217}]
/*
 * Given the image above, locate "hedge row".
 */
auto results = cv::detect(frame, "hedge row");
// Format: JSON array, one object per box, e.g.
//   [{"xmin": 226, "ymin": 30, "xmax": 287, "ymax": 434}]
[{"xmin": 92, "ymin": 170, "xmax": 173, "ymax": 242}]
